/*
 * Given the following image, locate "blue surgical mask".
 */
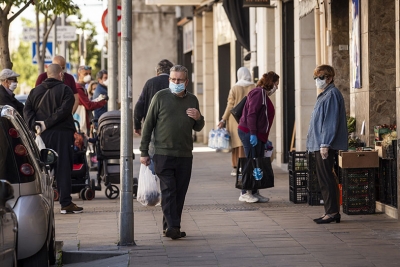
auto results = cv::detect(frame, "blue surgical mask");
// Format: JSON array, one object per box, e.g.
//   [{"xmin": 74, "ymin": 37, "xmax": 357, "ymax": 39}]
[
  {"xmin": 169, "ymin": 82, "xmax": 185, "ymax": 94},
  {"xmin": 315, "ymin": 78, "xmax": 327, "ymax": 89}
]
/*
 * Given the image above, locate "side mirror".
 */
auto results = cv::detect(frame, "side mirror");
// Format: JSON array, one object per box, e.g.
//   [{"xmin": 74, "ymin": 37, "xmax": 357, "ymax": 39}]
[
  {"xmin": 40, "ymin": 148, "xmax": 58, "ymax": 165},
  {"xmin": 0, "ymin": 180, "xmax": 14, "ymax": 208}
]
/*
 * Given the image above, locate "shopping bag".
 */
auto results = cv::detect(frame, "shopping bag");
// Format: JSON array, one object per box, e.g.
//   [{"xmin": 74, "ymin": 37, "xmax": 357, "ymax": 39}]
[
  {"xmin": 35, "ymin": 135, "xmax": 46, "ymax": 151},
  {"xmin": 73, "ymin": 105, "xmax": 87, "ymax": 134},
  {"xmin": 235, "ymin": 156, "xmax": 274, "ymax": 190},
  {"xmin": 137, "ymin": 163, "xmax": 161, "ymax": 206},
  {"xmin": 230, "ymin": 96, "xmax": 247, "ymax": 123}
]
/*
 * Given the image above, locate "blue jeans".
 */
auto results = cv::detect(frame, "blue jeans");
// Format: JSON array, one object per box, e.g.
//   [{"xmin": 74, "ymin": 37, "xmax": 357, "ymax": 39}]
[{"xmin": 238, "ymin": 129, "xmax": 265, "ymax": 195}]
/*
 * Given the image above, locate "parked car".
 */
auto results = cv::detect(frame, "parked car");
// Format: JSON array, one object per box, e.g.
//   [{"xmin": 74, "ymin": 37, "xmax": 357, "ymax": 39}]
[
  {"xmin": 0, "ymin": 180, "xmax": 17, "ymax": 267},
  {"xmin": 15, "ymin": 95, "xmax": 28, "ymax": 105},
  {"xmin": 0, "ymin": 105, "xmax": 58, "ymax": 267}
]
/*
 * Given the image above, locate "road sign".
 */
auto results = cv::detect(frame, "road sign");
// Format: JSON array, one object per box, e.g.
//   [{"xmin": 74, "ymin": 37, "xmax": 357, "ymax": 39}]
[
  {"xmin": 32, "ymin": 42, "xmax": 53, "ymax": 65},
  {"xmin": 22, "ymin": 26, "xmax": 77, "ymax": 42},
  {"xmin": 101, "ymin": 5, "xmax": 122, "ymax": 36}
]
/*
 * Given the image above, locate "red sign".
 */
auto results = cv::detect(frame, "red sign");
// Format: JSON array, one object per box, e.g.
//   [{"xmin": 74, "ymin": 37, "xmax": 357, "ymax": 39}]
[{"xmin": 101, "ymin": 5, "xmax": 122, "ymax": 36}]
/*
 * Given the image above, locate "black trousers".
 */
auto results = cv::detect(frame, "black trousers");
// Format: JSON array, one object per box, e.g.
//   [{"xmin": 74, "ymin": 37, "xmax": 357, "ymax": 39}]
[
  {"xmin": 315, "ymin": 149, "xmax": 340, "ymax": 214},
  {"xmin": 153, "ymin": 154, "xmax": 193, "ymax": 230},
  {"xmin": 41, "ymin": 129, "xmax": 74, "ymax": 207}
]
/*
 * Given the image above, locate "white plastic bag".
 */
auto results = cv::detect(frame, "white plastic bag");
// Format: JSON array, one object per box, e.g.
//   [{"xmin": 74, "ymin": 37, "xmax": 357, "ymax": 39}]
[
  {"xmin": 35, "ymin": 135, "xmax": 46, "ymax": 151},
  {"xmin": 137, "ymin": 164, "xmax": 161, "ymax": 206}
]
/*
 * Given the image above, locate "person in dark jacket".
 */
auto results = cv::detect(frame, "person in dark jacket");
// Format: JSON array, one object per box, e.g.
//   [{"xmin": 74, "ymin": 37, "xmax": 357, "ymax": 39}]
[
  {"xmin": 0, "ymin": 69, "xmax": 24, "ymax": 115},
  {"xmin": 35, "ymin": 55, "xmax": 79, "ymax": 114},
  {"xmin": 140, "ymin": 65, "xmax": 205, "ymax": 240},
  {"xmin": 24, "ymin": 64, "xmax": 83, "ymax": 214},
  {"xmin": 133, "ymin": 59, "xmax": 174, "ymax": 136},
  {"xmin": 238, "ymin": 71, "xmax": 280, "ymax": 203}
]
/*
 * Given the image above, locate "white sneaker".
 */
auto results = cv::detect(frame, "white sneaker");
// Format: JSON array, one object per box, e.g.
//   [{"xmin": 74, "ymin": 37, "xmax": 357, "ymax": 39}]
[
  {"xmin": 239, "ymin": 192, "xmax": 258, "ymax": 203},
  {"xmin": 231, "ymin": 169, "xmax": 237, "ymax": 176},
  {"xmin": 253, "ymin": 192, "xmax": 269, "ymax": 203}
]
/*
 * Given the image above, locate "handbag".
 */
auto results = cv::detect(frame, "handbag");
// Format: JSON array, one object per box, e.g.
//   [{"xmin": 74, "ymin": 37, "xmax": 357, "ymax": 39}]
[
  {"xmin": 230, "ymin": 96, "xmax": 247, "ymax": 123},
  {"xmin": 235, "ymin": 150, "xmax": 274, "ymax": 190}
]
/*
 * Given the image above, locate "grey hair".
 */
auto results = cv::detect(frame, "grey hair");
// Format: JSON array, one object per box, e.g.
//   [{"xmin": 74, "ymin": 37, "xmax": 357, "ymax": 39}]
[
  {"xmin": 96, "ymin": 69, "xmax": 107, "ymax": 80},
  {"xmin": 170, "ymin": 65, "xmax": 188, "ymax": 79}
]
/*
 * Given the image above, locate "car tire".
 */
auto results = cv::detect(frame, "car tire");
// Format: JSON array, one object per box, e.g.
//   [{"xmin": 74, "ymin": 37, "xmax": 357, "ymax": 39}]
[{"xmin": 18, "ymin": 241, "xmax": 49, "ymax": 267}]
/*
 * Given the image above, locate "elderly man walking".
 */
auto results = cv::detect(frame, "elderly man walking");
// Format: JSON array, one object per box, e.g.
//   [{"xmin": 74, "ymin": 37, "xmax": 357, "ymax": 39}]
[
  {"xmin": 140, "ymin": 65, "xmax": 204, "ymax": 239},
  {"xmin": 0, "ymin": 69, "xmax": 24, "ymax": 115}
]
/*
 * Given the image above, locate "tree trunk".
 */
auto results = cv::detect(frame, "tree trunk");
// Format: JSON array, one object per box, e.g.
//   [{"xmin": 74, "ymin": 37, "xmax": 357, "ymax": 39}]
[{"xmin": 0, "ymin": 16, "xmax": 12, "ymax": 69}]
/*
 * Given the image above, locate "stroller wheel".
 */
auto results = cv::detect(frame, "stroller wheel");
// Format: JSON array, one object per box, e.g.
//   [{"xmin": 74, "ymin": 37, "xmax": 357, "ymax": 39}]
[
  {"xmin": 85, "ymin": 188, "xmax": 95, "ymax": 200},
  {"xmin": 105, "ymin": 185, "xmax": 119, "ymax": 199},
  {"xmin": 53, "ymin": 189, "xmax": 59, "ymax": 201},
  {"xmin": 80, "ymin": 188, "xmax": 87, "ymax": 200},
  {"xmin": 90, "ymin": 179, "xmax": 97, "ymax": 193}
]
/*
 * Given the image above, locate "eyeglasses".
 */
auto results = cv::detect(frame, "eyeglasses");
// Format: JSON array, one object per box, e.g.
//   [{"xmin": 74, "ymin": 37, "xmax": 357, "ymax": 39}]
[
  {"xmin": 79, "ymin": 65, "xmax": 92, "ymax": 70},
  {"xmin": 169, "ymin": 78, "xmax": 186, "ymax": 84},
  {"xmin": 313, "ymin": 75, "xmax": 327, "ymax": 80}
]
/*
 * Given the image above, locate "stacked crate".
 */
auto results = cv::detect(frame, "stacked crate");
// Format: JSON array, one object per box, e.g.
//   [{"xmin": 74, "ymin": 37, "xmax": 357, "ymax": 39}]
[
  {"xmin": 339, "ymin": 151, "xmax": 379, "ymax": 215},
  {"xmin": 288, "ymin": 151, "xmax": 308, "ymax": 203},
  {"xmin": 379, "ymin": 159, "xmax": 397, "ymax": 208},
  {"xmin": 306, "ymin": 152, "xmax": 324, "ymax": 205}
]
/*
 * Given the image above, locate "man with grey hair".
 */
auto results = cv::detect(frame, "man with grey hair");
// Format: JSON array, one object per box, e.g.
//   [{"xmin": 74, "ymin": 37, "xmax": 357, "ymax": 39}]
[
  {"xmin": 134, "ymin": 59, "xmax": 174, "ymax": 136},
  {"xmin": 140, "ymin": 65, "xmax": 204, "ymax": 239},
  {"xmin": 0, "ymin": 68, "xmax": 24, "ymax": 115},
  {"xmin": 24, "ymin": 64, "xmax": 83, "ymax": 214}
]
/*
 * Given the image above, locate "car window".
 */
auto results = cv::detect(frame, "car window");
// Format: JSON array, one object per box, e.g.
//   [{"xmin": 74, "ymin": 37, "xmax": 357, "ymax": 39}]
[{"xmin": 0, "ymin": 117, "xmax": 36, "ymax": 184}]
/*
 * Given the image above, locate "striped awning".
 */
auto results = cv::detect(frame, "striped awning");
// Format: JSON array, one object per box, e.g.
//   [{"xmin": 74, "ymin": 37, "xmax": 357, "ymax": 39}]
[{"xmin": 299, "ymin": 0, "xmax": 318, "ymax": 19}]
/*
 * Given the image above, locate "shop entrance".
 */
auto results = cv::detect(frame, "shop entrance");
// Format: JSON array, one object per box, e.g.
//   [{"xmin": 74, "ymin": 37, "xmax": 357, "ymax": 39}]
[{"xmin": 218, "ymin": 43, "xmax": 231, "ymax": 119}]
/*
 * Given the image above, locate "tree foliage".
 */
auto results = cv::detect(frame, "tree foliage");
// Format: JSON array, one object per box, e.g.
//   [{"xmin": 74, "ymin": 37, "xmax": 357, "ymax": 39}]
[
  {"xmin": 11, "ymin": 42, "xmax": 37, "ymax": 94},
  {"xmin": 33, "ymin": 0, "xmax": 79, "ymax": 73}
]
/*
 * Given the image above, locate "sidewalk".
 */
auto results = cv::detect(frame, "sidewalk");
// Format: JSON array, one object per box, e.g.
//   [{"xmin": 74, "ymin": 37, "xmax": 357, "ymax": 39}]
[{"xmin": 55, "ymin": 136, "xmax": 400, "ymax": 267}]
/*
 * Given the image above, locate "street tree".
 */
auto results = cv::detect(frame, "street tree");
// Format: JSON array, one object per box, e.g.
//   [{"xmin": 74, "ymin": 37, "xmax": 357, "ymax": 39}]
[
  {"xmin": 0, "ymin": 0, "xmax": 34, "ymax": 69},
  {"xmin": 33, "ymin": 0, "xmax": 78, "ymax": 73}
]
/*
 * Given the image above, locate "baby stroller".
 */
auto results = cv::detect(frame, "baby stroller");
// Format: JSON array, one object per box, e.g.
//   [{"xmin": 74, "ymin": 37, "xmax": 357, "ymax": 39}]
[
  {"xmin": 93, "ymin": 110, "xmax": 137, "ymax": 199},
  {"xmin": 53, "ymin": 120, "xmax": 95, "ymax": 201}
]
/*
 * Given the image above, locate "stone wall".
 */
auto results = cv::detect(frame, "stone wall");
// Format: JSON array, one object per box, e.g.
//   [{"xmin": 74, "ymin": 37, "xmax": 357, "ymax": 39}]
[{"xmin": 331, "ymin": 0, "xmax": 350, "ymax": 114}]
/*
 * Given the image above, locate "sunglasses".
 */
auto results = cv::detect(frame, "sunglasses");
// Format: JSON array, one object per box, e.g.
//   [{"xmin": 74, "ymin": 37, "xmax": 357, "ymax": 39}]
[
  {"xmin": 7, "ymin": 78, "xmax": 17, "ymax": 82},
  {"xmin": 313, "ymin": 75, "xmax": 326, "ymax": 80},
  {"xmin": 79, "ymin": 65, "xmax": 92, "ymax": 70}
]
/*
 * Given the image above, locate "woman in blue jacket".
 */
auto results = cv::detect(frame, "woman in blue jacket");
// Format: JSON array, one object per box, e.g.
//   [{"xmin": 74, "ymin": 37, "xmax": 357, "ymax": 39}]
[{"xmin": 306, "ymin": 64, "xmax": 348, "ymax": 224}]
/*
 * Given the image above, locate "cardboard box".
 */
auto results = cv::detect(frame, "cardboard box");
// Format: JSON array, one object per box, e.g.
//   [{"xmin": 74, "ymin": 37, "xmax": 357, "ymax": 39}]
[{"xmin": 338, "ymin": 150, "xmax": 379, "ymax": 168}]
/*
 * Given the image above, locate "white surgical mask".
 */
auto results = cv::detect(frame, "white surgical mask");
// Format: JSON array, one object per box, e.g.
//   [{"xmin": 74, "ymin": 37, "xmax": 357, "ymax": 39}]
[
  {"xmin": 315, "ymin": 78, "xmax": 327, "ymax": 89},
  {"xmin": 83, "ymin": 75, "xmax": 91, "ymax": 83},
  {"xmin": 9, "ymin": 82, "xmax": 18, "ymax": 92},
  {"xmin": 268, "ymin": 85, "xmax": 278, "ymax": 96},
  {"xmin": 103, "ymin": 79, "xmax": 109, "ymax": 87}
]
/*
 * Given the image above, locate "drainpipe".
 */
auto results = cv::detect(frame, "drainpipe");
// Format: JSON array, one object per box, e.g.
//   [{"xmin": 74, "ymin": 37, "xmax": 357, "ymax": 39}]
[
  {"xmin": 249, "ymin": 7, "xmax": 257, "ymax": 74},
  {"xmin": 314, "ymin": 5, "xmax": 321, "ymax": 66}
]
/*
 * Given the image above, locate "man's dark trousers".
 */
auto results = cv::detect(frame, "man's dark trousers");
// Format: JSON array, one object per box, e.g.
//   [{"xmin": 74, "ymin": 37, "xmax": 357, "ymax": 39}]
[
  {"xmin": 153, "ymin": 154, "xmax": 193, "ymax": 230},
  {"xmin": 41, "ymin": 129, "xmax": 74, "ymax": 207}
]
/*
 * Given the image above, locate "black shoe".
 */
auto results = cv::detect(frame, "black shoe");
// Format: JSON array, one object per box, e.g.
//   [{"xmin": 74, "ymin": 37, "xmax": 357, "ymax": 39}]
[
  {"xmin": 313, "ymin": 214, "xmax": 325, "ymax": 222},
  {"xmin": 163, "ymin": 229, "xmax": 186, "ymax": 238},
  {"xmin": 165, "ymin": 227, "xmax": 181, "ymax": 239},
  {"xmin": 315, "ymin": 213, "xmax": 341, "ymax": 224}
]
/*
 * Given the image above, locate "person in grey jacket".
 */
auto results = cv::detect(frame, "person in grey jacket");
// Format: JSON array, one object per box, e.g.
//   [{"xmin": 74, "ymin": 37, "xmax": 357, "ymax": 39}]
[{"xmin": 306, "ymin": 64, "xmax": 348, "ymax": 224}]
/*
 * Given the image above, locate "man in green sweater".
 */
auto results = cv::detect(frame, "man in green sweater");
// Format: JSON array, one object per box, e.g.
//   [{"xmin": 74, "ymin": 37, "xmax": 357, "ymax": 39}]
[{"xmin": 140, "ymin": 65, "xmax": 205, "ymax": 240}]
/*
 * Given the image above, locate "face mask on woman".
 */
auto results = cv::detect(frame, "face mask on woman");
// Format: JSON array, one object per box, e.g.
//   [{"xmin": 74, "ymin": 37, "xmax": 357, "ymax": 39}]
[
  {"xmin": 315, "ymin": 78, "xmax": 327, "ymax": 89},
  {"xmin": 268, "ymin": 85, "xmax": 278, "ymax": 96}
]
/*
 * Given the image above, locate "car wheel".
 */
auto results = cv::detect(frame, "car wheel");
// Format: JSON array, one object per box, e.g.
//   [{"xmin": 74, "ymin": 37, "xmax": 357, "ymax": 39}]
[
  {"xmin": 18, "ymin": 241, "xmax": 49, "ymax": 267},
  {"xmin": 105, "ymin": 185, "xmax": 119, "ymax": 199},
  {"xmin": 80, "ymin": 188, "xmax": 87, "ymax": 200},
  {"xmin": 53, "ymin": 188, "xmax": 59, "ymax": 201},
  {"xmin": 48, "ymin": 215, "xmax": 56, "ymax": 265}
]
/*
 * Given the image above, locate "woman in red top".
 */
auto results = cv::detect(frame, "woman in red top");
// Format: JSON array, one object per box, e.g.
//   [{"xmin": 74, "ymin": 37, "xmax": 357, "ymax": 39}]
[{"xmin": 238, "ymin": 71, "xmax": 280, "ymax": 203}]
